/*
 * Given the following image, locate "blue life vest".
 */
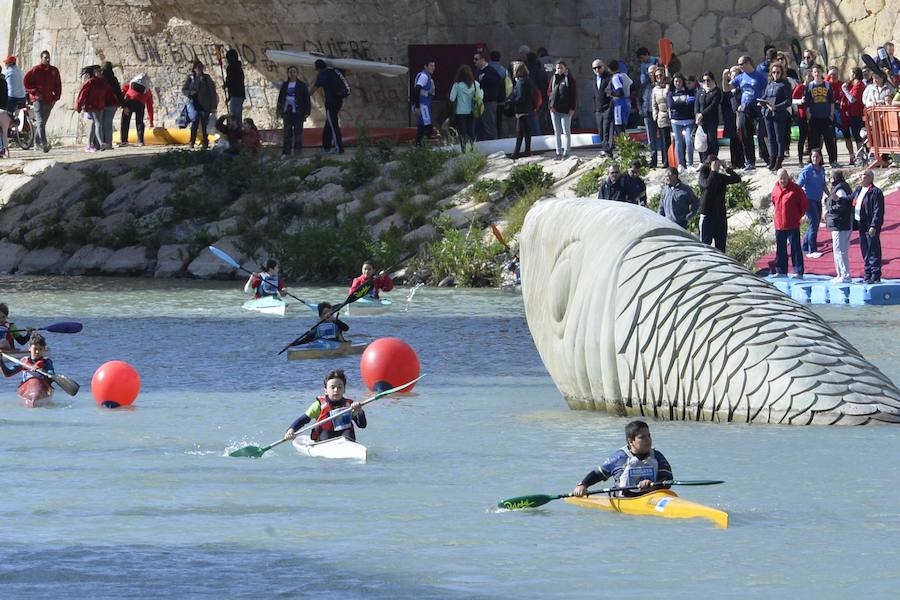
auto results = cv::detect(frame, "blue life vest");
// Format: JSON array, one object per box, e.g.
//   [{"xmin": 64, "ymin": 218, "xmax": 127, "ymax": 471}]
[
  {"xmin": 258, "ymin": 273, "xmax": 281, "ymax": 297},
  {"xmin": 315, "ymin": 322, "xmax": 340, "ymax": 340}
]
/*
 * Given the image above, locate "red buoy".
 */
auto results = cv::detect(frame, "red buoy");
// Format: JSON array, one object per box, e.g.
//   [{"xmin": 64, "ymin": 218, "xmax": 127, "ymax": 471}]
[
  {"xmin": 92, "ymin": 360, "xmax": 141, "ymax": 408},
  {"xmin": 360, "ymin": 337, "xmax": 420, "ymax": 392}
]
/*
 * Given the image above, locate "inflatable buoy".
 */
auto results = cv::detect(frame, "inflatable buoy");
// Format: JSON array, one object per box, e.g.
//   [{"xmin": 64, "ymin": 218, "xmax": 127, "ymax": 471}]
[
  {"xmin": 92, "ymin": 360, "xmax": 141, "ymax": 408},
  {"xmin": 360, "ymin": 337, "xmax": 420, "ymax": 392}
]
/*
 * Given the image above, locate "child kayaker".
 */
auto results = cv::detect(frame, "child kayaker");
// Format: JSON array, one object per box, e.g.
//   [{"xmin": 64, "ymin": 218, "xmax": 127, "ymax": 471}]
[
  {"xmin": 313, "ymin": 302, "xmax": 349, "ymax": 342},
  {"xmin": 571, "ymin": 420, "xmax": 673, "ymax": 498},
  {"xmin": 0, "ymin": 302, "xmax": 32, "ymax": 351},
  {"xmin": 1, "ymin": 333, "xmax": 54, "ymax": 391},
  {"xmin": 348, "ymin": 261, "xmax": 394, "ymax": 299},
  {"xmin": 244, "ymin": 259, "xmax": 288, "ymax": 299},
  {"xmin": 283, "ymin": 369, "xmax": 366, "ymax": 442}
]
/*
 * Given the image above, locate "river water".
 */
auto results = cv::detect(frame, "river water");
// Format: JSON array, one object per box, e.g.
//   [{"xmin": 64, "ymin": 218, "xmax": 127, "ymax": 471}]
[{"xmin": 1, "ymin": 276, "xmax": 899, "ymax": 598}]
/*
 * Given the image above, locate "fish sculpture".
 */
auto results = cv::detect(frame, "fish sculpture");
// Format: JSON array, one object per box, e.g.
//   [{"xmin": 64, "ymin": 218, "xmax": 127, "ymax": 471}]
[{"xmin": 520, "ymin": 198, "xmax": 900, "ymax": 425}]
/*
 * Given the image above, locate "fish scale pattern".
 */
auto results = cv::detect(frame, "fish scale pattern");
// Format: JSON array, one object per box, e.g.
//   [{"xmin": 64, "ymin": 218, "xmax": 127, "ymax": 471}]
[{"xmin": 614, "ymin": 235, "xmax": 900, "ymax": 425}]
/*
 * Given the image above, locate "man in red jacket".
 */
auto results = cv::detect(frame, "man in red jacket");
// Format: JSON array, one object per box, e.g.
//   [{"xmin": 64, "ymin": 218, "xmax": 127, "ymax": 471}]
[
  {"xmin": 771, "ymin": 168, "xmax": 808, "ymax": 278},
  {"xmin": 23, "ymin": 50, "xmax": 61, "ymax": 153}
]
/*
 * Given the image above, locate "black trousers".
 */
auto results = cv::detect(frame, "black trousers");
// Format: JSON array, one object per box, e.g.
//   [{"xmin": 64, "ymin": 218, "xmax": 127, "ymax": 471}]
[
  {"xmin": 513, "ymin": 114, "xmax": 531, "ymax": 157},
  {"xmin": 283, "ymin": 112, "xmax": 304, "ymax": 155},
  {"xmin": 808, "ymin": 117, "xmax": 837, "ymax": 163},
  {"xmin": 121, "ymin": 99, "xmax": 145, "ymax": 144},
  {"xmin": 323, "ymin": 105, "xmax": 343, "ymax": 152},
  {"xmin": 594, "ymin": 109, "xmax": 614, "ymax": 151}
]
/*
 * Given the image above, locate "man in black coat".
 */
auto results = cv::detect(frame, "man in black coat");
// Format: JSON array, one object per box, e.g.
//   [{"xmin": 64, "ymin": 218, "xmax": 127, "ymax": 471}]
[
  {"xmin": 852, "ymin": 170, "xmax": 886, "ymax": 283},
  {"xmin": 598, "ymin": 164, "xmax": 631, "ymax": 203},
  {"xmin": 590, "ymin": 59, "xmax": 613, "ymax": 153}
]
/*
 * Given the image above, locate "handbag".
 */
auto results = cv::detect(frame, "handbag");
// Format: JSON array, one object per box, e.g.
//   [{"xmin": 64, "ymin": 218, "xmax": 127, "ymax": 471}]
[
  {"xmin": 694, "ymin": 125, "xmax": 708, "ymax": 152},
  {"xmin": 176, "ymin": 105, "xmax": 189, "ymax": 128}
]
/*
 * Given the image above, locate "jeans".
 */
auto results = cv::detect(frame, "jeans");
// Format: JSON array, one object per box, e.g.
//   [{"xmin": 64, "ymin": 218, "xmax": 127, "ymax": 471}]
[
  {"xmin": 831, "ymin": 229, "xmax": 851, "ymax": 280},
  {"xmin": 764, "ymin": 112, "xmax": 788, "ymax": 166},
  {"xmin": 282, "ymin": 112, "xmax": 304, "ymax": 155},
  {"xmin": 528, "ymin": 111, "xmax": 540, "ymax": 136},
  {"xmin": 87, "ymin": 110, "xmax": 104, "ymax": 147},
  {"xmin": 189, "ymin": 109, "xmax": 210, "ymax": 148},
  {"xmin": 859, "ymin": 228, "xmax": 882, "ymax": 280},
  {"xmin": 228, "ymin": 96, "xmax": 244, "ymax": 123},
  {"xmin": 454, "ymin": 113, "xmax": 474, "ymax": 150},
  {"xmin": 699, "ymin": 214, "xmax": 727, "ymax": 252},
  {"xmin": 774, "ymin": 229, "xmax": 804, "ymax": 275},
  {"xmin": 802, "ymin": 199, "xmax": 822, "ymax": 253},
  {"xmin": 671, "ymin": 121, "xmax": 695, "ymax": 168},
  {"xmin": 33, "ymin": 99, "xmax": 53, "ymax": 150},
  {"xmin": 644, "ymin": 117, "xmax": 660, "ymax": 164},
  {"xmin": 121, "ymin": 99, "xmax": 146, "ymax": 144},
  {"xmin": 513, "ymin": 114, "xmax": 531, "ymax": 158},
  {"xmin": 477, "ymin": 101, "xmax": 498, "ymax": 140},
  {"xmin": 551, "ymin": 111, "xmax": 572, "ymax": 156},
  {"xmin": 102, "ymin": 106, "xmax": 116, "ymax": 146},
  {"xmin": 322, "ymin": 105, "xmax": 343, "ymax": 152}
]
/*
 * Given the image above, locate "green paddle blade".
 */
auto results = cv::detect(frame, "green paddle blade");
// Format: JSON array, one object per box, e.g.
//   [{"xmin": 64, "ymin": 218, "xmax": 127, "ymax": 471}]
[
  {"xmin": 497, "ymin": 494, "xmax": 558, "ymax": 510},
  {"xmin": 229, "ymin": 445, "xmax": 266, "ymax": 458}
]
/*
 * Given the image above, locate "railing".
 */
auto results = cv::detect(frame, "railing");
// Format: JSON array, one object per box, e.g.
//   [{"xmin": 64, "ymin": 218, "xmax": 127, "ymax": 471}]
[{"xmin": 864, "ymin": 105, "xmax": 900, "ymax": 167}]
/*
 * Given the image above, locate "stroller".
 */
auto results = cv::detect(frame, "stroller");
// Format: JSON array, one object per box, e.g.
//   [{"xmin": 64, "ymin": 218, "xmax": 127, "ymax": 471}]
[{"xmin": 853, "ymin": 127, "xmax": 873, "ymax": 166}]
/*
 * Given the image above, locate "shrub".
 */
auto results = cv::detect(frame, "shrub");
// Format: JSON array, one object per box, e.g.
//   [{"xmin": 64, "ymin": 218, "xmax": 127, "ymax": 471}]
[
  {"xmin": 425, "ymin": 216, "xmax": 501, "ymax": 286},
  {"xmin": 726, "ymin": 179, "xmax": 756, "ymax": 213},
  {"xmin": 726, "ymin": 217, "xmax": 773, "ymax": 270},
  {"xmin": 505, "ymin": 186, "xmax": 547, "ymax": 238},
  {"xmin": 80, "ymin": 167, "xmax": 113, "ymax": 218},
  {"xmin": 502, "ymin": 163, "xmax": 554, "ymax": 197},
  {"xmin": 452, "ymin": 151, "xmax": 488, "ymax": 184},
  {"xmin": 342, "ymin": 145, "xmax": 380, "ymax": 190},
  {"xmin": 571, "ymin": 163, "xmax": 607, "ymax": 197},
  {"xmin": 394, "ymin": 146, "xmax": 455, "ymax": 185},
  {"xmin": 467, "ymin": 178, "xmax": 502, "ymax": 204}
]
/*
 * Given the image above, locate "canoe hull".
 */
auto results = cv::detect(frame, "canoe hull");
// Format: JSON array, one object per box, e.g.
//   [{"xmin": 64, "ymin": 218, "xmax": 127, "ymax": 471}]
[
  {"xmin": 286, "ymin": 339, "xmax": 369, "ymax": 360},
  {"xmin": 292, "ymin": 435, "xmax": 367, "ymax": 462},
  {"xmin": 17, "ymin": 378, "xmax": 54, "ymax": 408},
  {"xmin": 242, "ymin": 296, "xmax": 287, "ymax": 316},
  {"xmin": 564, "ymin": 490, "xmax": 728, "ymax": 528},
  {"xmin": 266, "ymin": 50, "xmax": 408, "ymax": 77}
]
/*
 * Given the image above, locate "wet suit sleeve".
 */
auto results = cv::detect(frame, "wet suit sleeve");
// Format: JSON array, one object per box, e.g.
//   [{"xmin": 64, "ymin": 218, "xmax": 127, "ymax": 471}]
[
  {"xmin": 353, "ymin": 410, "xmax": 367, "ymax": 429},
  {"xmin": 0, "ymin": 358, "xmax": 22, "ymax": 377},
  {"xmin": 11, "ymin": 325, "xmax": 30, "ymax": 345},
  {"xmin": 579, "ymin": 467, "xmax": 610, "ymax": 487},
  {"xmin": 654, "ymin": 450, "xmax": 673, "ymax": 488},
  {"xmin": 289, "ymin": 400, "xmax": 321, "ymax": 431},
  {"xmin": 334, "ymin": 318, "xmax": 349, "ymax": 332}
]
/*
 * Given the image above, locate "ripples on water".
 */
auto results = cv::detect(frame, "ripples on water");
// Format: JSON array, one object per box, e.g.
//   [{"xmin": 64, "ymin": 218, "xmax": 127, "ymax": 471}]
[{"xmin": 1, "ymin": 277, "xmax": 900, "ymax": 598}]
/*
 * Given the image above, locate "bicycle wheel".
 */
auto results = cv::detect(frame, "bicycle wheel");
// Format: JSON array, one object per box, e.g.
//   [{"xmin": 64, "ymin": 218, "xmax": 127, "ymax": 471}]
[{"xmin": 16, "ymin": 118, "xmax": 35, "ymax": 150}]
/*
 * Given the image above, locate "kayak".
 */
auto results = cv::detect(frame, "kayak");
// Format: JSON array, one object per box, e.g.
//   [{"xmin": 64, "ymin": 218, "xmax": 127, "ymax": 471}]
[
  {"xmin": 286, "ymin": 338, "xmax": 369, "ymax": 360},
  {"xmin": 292, "ymin": 435, "xmax": 367, "ymax": 462},
  {"xmin": 242, "ymin": 296, "xmax": 286, "ymax": 316},
  {"xmin": 564, "ymin": 490, "xmax": 728, "ymax": 528},
  {"xmin": 266, "ymin": 49, "xmax": 408, "ymax": 77},
  {"xmin": 17, "ymin": 378, "xmax": 54, "ymax": 408},
  {"xmin": 346, "ymin": 297, "xmax": 392, "ymax": 316}
]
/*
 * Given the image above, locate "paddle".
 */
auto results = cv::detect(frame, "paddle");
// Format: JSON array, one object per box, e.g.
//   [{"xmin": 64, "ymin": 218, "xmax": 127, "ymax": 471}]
[
  {"xmin": 229, "ymin": 374, "xmax": 425, "ymax": 458},
  {"xmin": 11, "ymin": 321, "xmax": 83, "ymax": 336},
  {"xmin": 658, "ymin": 38, "xmax": 673, "ymax": 69},
  {"xmin": 818, "ymin": 37, "xmax": 829, "ymax": 68},
  {"xmin": 790, "ymin": 39, "xmax": 802, "ymax": 69},
  {"xmin": 862, "ymin": 53, "xmax": 880, "ymax": 76},
  {"xmin": 208, "ymin": 245, "xmax": 313, "ymax": 308},
  {"xmin": 491, "ymin": 224, "xmax": 512, "ymax": 253},
  {"xmin": 215, "ymin": 46, "xmax": 229, "ymax": 103},
  {"xmin": 277, "ymin": 250, "xmax": 417, "ymax": 355},
  {"xmin": 497, "ymin": 479, "xmax": 725, "ymax": 510},
  {"xmin": 0, "ymin": 351, "xmax": 81, "ymax": 396}
]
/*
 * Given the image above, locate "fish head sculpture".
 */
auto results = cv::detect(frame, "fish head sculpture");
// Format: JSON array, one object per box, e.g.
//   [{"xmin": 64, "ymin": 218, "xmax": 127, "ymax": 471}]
[{"xmin": 520, "ymin": 198, "xmax": 900, "ymax": 425}]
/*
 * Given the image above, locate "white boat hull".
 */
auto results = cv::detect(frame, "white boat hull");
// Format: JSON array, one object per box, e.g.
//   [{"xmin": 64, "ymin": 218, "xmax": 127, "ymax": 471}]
[
  {"xmin": 266, "ymin": 50, "xmax": 408, "ymax": 77},
  {"xmin": 347, "ymin": 297, "xmax": 392, "ymax": 316},
  {"xmin": 474, "ymin": 133, "xmax": 601, "ymax": 155},
  {"xmin": 242, "ymin": 296, "xmax": 286, "ymax": 316},
  {"xmin": 292, "ymin": 435, "xmax": 367, "ymax": 462}
]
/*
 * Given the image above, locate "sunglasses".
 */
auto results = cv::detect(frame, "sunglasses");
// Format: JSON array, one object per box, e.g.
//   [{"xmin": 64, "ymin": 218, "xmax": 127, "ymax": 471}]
[{"xmin": 703, "ymin": 78, "xmax": 713, "ymax": 82}]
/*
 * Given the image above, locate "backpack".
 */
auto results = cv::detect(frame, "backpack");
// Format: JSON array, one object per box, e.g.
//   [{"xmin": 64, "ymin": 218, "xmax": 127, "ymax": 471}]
[
  {"xmin": 333, "ymin": 68, "xmax": 351, "ymax": 98},
  {"xmin": 504, "ymin": 73, "xmax": 513, "ymax": 98}
]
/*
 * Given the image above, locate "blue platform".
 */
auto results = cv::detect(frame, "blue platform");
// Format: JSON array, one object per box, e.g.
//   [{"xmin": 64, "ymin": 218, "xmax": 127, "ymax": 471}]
[{"xmin": 764, "ymin": 275, "xmax": 900, "ymax": 306}]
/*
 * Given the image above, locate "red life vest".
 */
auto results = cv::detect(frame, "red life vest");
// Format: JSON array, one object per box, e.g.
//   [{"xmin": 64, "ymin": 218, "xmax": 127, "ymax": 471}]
[
  {"xmin": 310, "ymin": 395, "xmax": 355, "ymax": 441},
  {"xmin": 19, "ymin": 356, "xmax": 52, "ymax": 384}
]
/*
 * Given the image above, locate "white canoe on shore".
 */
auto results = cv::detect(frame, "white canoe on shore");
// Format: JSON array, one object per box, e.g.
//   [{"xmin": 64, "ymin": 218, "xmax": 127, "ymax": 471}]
[
  {"xmin": 242, "ymin": 296, "xmax": 287, "ymax": 316},
  {"xmin": 292, "ymin": 435, "xmax": 367, "ymax": 462},
  {"xmin": 266, "ymin": 50, "xmax": 408, "ymax": 77}
]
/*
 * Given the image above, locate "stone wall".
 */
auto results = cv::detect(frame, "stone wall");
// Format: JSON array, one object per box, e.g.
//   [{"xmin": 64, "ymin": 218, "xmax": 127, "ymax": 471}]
[
  {"xmin": 630, "ymin": 0, "xmax": 900, "ymax": 78},
  {"xmin": 6, "ymin": 0, "xmax": 624, "ymax": 141}
]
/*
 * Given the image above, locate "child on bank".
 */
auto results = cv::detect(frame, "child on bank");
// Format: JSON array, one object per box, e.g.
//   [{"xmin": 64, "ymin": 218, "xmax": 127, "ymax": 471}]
[
  {"xmin": 348, "ymin": 261, "xmax": 394, "ymax": 299},
  {"xmin": 571, "ymin": 420, "xmax": 673, "ymax": 498},
  {"xmin": 0, "ymin": 302, "xmax": 32, "ymax": 351},
  {"xmin": 283, "ymin": 369, "xmax": 366, "ymax": 442}
]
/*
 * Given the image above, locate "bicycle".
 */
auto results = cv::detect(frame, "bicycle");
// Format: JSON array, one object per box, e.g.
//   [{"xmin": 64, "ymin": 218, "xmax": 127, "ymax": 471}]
[{"xmin": 6, "ymin": 103, "xmax": 36, "ymax": 150}]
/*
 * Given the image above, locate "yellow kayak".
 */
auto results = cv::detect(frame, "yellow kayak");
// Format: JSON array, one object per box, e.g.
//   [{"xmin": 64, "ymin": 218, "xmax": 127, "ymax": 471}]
[{"xmin": 564, "ymin": 490, "xmax": 728, "ymax": 528}]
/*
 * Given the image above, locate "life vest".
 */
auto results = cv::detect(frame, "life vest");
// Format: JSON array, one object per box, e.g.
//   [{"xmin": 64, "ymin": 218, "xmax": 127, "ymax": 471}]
[
  {"xmin": 614, "ymin": 445, "xmax": 662, "ymax": 489},
  {"xmin": 257, "ymin": 273, "xmax": 281, "ymax": 297},
  {"xmin": 19, "ymin": 356, "xmax": 53, "ymax": 384},
  {"xmin": 0, "ymin": 319, "xmax": 15, "ymax": 348},
  {"xmin": 310, "ymin": 395, "xmax": 354, "ymax": 441},
  {"xmin": 315, "ymin": 322, "xmax": 340, "ymax": 341}
]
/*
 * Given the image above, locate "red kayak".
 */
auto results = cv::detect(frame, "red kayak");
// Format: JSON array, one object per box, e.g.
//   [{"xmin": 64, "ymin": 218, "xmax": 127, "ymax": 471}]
[{"xmin": 18, "ymin": 378, "xmax": 53, "ymax": 408}]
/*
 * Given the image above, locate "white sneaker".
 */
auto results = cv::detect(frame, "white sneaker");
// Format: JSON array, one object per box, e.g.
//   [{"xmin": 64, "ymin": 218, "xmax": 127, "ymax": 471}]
[
  {"xmin": 809, "ymin": 252, "xmax": 822, "ymax": 259},
  {"xmin": 830, "ymin": 276, "xmax": 847, "ymax": 284}
]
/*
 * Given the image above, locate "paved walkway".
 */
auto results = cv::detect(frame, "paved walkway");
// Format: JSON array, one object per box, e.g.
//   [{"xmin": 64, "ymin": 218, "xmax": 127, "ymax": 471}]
[{"xmin": 756, "ymin": 188, "xmax": 900, "ymax": 279}]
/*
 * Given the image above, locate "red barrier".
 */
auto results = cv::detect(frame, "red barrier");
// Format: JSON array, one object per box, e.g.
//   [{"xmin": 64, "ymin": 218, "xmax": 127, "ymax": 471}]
[{"xmin": 864, "ymin": 106, "xmax": 900, "ymax": 167}]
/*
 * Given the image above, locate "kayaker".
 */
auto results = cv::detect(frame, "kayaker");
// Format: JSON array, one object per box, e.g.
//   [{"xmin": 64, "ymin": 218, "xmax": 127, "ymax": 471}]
[
  {"xmin": 283, "ymin": 369, "xmax": 366, "ymax": 442},
  {"xmin": 313, "ymin": 302, "xmax": 349, "ymax": 342},
  {"xmin": 348, "ymin": 261, "xmax": 393, "ymax": 299},
  {"xmin": 1, "ymin": 333, "xmax": 54, "ymax": 390},
  {"xmin": 571, "ymin": 420, "xmax": 673, "ymax": 498},
  {"xmin": 0, "ymin": 303, "xmax": 32, "ymax": 350},
  {"xmin": 244, "ymin": 259, "xmax": 287, "ymax": 299}
]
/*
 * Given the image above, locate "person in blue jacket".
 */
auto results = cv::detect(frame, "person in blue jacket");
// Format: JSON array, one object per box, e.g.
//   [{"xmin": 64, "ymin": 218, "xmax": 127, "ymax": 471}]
[
  {"xmin": 798, "ymin": 149, "xmax": 826, "ymax": 256},
  {"xmin": 852, "ymin": 170, "xmax": 886, "ymax": 284}
]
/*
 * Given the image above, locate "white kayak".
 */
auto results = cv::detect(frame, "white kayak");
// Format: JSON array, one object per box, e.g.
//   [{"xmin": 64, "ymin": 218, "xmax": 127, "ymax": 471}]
[
  {"xmin": 347, "ymin": 297, "xmax": 392, "ymax": 316},
  {"xmin": 286, "ymin": 338, "xmax": 369, "ymax": 360},
  {"xmin": 266, "ymin": 50, "xmax": 408, "ymax": 77},
  {"xmin": 292, "ymin": 435, "xmax": 367, "ymax": 462},
  {"xmin": 242, "ymin": 296, "xmax": 287, "ymax": 316},
  {"xmin": 474, "ymin": 133, "xmax": 601, "ymax": 155}
]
